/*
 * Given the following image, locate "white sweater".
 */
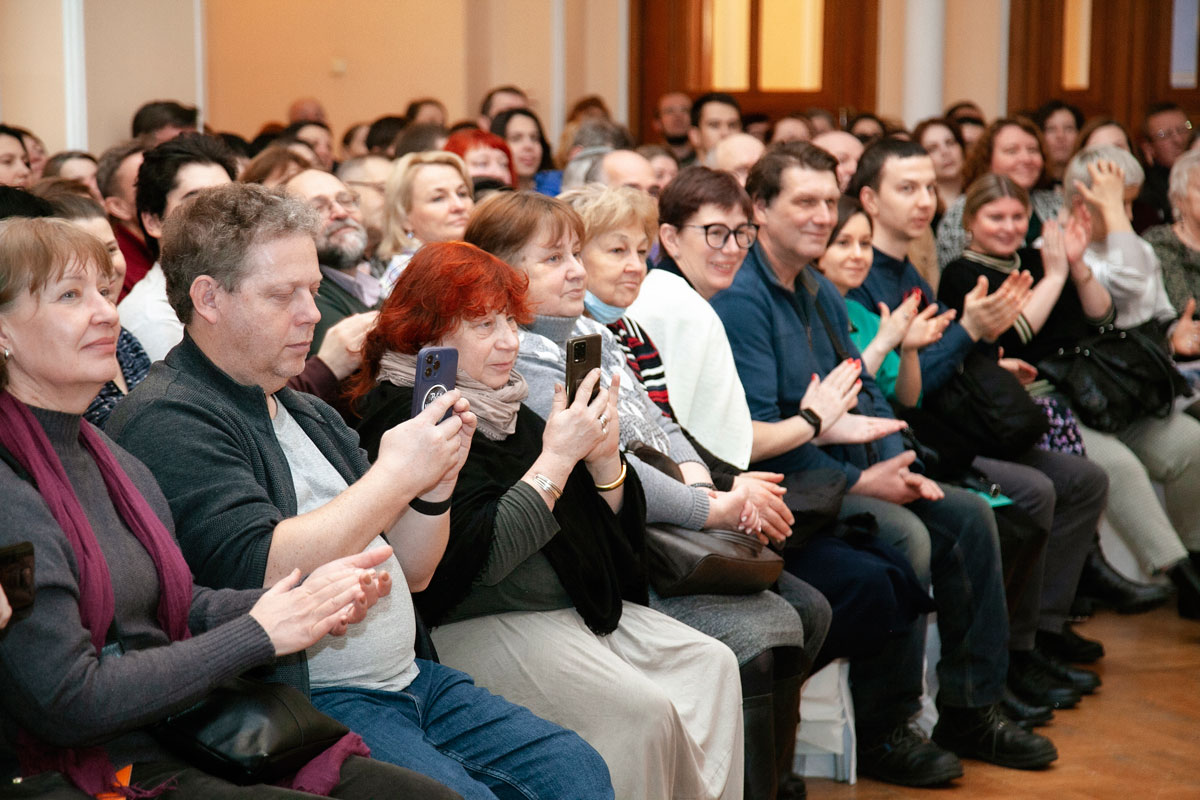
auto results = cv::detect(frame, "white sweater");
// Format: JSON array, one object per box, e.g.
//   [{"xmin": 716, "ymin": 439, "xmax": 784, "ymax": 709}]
[{"xmin": 627, "ymin": 269, "xmax": 754, "ymax": 468}]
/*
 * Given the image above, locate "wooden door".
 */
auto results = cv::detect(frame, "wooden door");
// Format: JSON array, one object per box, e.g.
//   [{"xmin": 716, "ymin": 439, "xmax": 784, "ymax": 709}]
[
  {"xmin": 630, "ymin": 0, "xmax": 878, "ymax": 143},
  {"xmin": 1008, "ymin": 0, "xmax": 1200, "ymax": 139}
]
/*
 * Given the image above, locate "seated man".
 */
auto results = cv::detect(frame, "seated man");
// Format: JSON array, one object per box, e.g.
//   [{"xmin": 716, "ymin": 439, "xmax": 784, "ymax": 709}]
[
  {"xmin": 846, "ymin": 138, "xmax": 1108, "ymax": 708},
  {"xmin": 107, "ymin": 183, "xmax": 614, "ymax": 800},
  {"xmin": 283, "ymin": 168, "xmax": 381, "ymax": 355},
  {"xmin": 712, "ymin": 142, "xmax": 1058, "ymax": 784}
]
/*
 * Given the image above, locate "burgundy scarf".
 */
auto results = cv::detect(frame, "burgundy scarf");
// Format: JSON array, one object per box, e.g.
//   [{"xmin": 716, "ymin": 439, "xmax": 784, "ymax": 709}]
[{"xmin": 0, "ymin": 393, "xmax": 365, "ymax": 796}]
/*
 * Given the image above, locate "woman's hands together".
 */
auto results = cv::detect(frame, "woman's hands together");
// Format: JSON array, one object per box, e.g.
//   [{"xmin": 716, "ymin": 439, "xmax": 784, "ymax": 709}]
[{"xmin": 249, "ymin": 546, "xmax": 394, "ymax": 656}]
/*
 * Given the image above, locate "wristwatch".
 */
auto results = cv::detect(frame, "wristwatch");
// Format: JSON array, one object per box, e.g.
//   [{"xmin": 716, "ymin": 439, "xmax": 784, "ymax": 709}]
[{"xmin": 798, "ymin": 406, "xmax": 823, "ymax": 437}]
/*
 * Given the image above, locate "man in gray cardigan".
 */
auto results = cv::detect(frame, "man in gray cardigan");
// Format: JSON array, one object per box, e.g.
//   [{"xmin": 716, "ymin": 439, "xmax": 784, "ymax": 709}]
[{"xmin": 108, "ymin": 182, "xmax": 615, "ymax": 799}]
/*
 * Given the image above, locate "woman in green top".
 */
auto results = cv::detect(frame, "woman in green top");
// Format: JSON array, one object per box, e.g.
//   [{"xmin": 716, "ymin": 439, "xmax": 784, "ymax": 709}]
[{"xmin": 816, "ymin": 197, "xmax": 952, "ymax": 407}]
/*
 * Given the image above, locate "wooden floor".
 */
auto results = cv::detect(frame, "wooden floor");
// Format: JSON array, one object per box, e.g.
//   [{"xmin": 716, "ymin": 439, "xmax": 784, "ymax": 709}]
[{"xmin": 807, "ymin": 606, "xmax": 1200, "ymax": 800}]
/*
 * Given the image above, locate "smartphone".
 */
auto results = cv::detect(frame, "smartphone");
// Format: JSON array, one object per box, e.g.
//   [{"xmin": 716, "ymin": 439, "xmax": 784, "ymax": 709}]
[
  {"xmin": 410, "ymin": 346, "xmax": 458, "ymax": 422},
  {"xmin": 565, "ymin": 334, "xmax": 602, "ymax": 406},
  {"xmin": 0, "ymin": 541, "xmax": 34, "ymax": 630}
]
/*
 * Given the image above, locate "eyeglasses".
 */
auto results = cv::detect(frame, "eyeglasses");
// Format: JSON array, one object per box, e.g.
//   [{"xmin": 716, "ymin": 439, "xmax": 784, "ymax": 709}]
[
  {"xmin": 1152, "ymin": 121, "xmax": 1193, "ymax": 140},
  {"xmin": 310, "ymin": 192, "xmax": 360, "ymax": 216},
  {"xmin": 683, "ymin": 222, "xmax": 759, "ymax": 250}
]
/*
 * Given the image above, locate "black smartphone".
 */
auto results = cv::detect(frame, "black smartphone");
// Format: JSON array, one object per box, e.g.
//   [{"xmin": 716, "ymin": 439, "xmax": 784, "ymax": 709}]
[
  {"xmin": 0, "ymin": 541, "xmax": 34, "ymax": 632},
  {"xmin": 410, "ymin": 346, "xmax": 458, "ymax": 422},
  {"xmin": 565, "ymin": 334, "xmax": 602, "ymax": 406}
]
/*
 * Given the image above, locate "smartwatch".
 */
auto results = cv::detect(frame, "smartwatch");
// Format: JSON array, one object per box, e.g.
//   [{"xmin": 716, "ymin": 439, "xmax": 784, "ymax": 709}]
[{"xmin": 798, "ymin": 407, "xmax": 823, "ymax": 437}]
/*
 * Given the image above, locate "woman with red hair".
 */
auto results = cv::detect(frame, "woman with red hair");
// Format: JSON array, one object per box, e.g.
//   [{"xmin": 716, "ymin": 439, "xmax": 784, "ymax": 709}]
[
  {"xmin": 443, "ymin": 129, "xmax": 517, "ymax": 190},
  {"xmin": 349, "ymin": 241, "xmax": 744, "ymax": 800}
]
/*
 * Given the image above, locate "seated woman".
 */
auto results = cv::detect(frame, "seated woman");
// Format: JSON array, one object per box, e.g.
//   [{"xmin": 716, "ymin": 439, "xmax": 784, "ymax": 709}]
[
  {"xmin": 490, "ymin": 108, "xmax": 555, "ymax": 193},
  {"xmin": 913, "ymin": 118, "xmax": 966, "ymax": 229},
  {"xmin": 464, "ymin": 191, "xmax": 841, "ymax": 798},
  {"xmin": 938, "ymin": 174, "xmax": 1200, "ymax": 620},
  {"xmin": 1144, "ymin": 148, "xmax": 1200, "ymax": 315},
  {"xmin": 443, "ymin": 129, "xmax": 517, "ymax": 192},
  {"xmin": 937, "ymin": 117, "xmax": 1062, "ymax": 270},
  {"xmin": 817, "ymin": 196, "xmax": 951, "ymax": 407},
  {"xmin": 561, "ymin": 179, "xmax": 938, "ymax": 788},
  {"xmin": 349, "ymin": 241, "xmax": 741, "ymax": 800},
  {"xmin": 30, "ymin": 181, "xmax": 150, "ymax": 429},
  {"xmin": 377, "ymin": 151, "xmax": 475, "ymax": 296},
  {"xmin": 0, "ymin": 217, "xmax": 452, "ymax": 799}
]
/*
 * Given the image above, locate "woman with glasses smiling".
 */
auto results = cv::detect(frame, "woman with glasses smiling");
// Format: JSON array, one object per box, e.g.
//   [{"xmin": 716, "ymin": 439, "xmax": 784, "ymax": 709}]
[{"xmin": 592, "ymin": 168, "xmax": 933, "ymax": 797}]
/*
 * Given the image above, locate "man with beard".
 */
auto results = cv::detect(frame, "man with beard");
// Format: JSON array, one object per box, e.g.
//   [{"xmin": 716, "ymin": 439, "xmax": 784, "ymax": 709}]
[
  {"xmin": 654, "ymin": 92, "xmax": 694, "ymax": 165},
  {"xmin": 285, "ymin": 169, "xmax": 380, "ymax": 355}
]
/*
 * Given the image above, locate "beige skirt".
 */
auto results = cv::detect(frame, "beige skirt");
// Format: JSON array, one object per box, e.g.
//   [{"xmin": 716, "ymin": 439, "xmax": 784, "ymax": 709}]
[{"xmin": 431, "ymin": 603, "xmax": 744, "ymax": 800}]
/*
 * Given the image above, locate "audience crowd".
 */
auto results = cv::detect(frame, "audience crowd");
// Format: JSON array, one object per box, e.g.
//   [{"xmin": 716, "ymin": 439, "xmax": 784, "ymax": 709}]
[{"xmin": 1, "ymin": 84, "xmax": 1198, "ymax": 800}]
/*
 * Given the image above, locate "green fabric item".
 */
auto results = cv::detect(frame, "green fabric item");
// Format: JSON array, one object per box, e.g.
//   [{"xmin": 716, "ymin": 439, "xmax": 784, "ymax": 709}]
[{"xmin": 844, "ymin": 299, "xmax": 905, "ymax": 404}]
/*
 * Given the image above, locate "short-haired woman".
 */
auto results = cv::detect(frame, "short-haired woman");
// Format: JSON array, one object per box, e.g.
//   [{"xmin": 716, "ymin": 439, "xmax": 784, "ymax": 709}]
[{"xmin": 349, "ymin": 241, "xmax": 736, "ymax": 800}]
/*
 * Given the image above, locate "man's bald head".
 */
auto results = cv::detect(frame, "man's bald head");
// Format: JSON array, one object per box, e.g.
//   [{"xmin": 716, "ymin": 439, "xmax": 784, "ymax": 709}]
[
  {"xmin": 812, "ymin": 130, "xmax": 865, "ymax": 192},
  {"xmin": 711, "ymin": 133, "xmax": 765, "ymax": 186},
  {"xmin": 596, "ymin": 149, "xmax": 658, "ymax": 196}
]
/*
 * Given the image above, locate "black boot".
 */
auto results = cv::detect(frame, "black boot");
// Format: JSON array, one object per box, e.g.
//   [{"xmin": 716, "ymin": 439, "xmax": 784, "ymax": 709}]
[
  {"xmin": 932, "ymin": 703, "xmax": 1058, "ymax": 770},
  {"xmin": 1030, "ymin": 648, "xmax": 1101, "ymax": 694},
  {"xmin": 1002, "ymin": 687, "xmax": 1054, "ymax": 729},
  {"xmin": 857, "ymin": 721, "xmax": 963, "ymax": 787},
  {"xmin": 1168, "ymin": 557, "xmax": 1200, "ymax": 620},
  {"xmin": 1036, "ymin": 623, "xmax": 1104, "ymax": 664},
  {"xmin": 742, "ymin": 693, "xmax": 777, "ymax": 800},
  {"xmin": 772, "ymin": 674, "xmax": 806, "ymax": 800},
  {"xmin": 1008, "ymin": 649, "xmax": 1080, "ymax": 709},
  {"xmin": 1076, "ymin": 546, "xmax": 1172, "ymax": 614}
]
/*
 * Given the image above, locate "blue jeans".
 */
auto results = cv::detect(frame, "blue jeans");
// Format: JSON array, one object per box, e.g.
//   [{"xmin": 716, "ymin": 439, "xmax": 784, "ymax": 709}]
[
  {"xmin": 842, "ymin": 486, "xmax": 1009, "ymax": 733},
  {"xmin": 311, "ymin": 660, "xmax": 614, "ymax": 800}
]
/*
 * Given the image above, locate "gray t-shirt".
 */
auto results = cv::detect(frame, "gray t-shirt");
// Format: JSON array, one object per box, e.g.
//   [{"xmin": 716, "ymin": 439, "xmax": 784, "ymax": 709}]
[{"xmin": 272, "ymin": 400, "xmax": 420, "ymax": 692}]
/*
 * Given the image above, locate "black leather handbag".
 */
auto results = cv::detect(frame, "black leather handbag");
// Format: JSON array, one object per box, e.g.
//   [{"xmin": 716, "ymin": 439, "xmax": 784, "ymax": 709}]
[
  {"xmin": 1038, "ymin": 323, "xmax": 1190, "ymax": 432},
  {"xmin": 922, "ymin": 350, "xmax": 1050, "ymax": 460},
  {"xmin": 644, "ymin": 524, "xmax": 784, "ymax": 598},
  {"xmin": 154, "ymin": 677, "xmax": 350, "ymax": 785}
]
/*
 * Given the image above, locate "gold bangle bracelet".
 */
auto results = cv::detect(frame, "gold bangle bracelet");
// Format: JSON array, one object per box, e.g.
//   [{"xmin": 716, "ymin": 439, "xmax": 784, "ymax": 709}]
[{"xmin": 594, "ymin": 460, "xmax": 627, "ymax": 491}]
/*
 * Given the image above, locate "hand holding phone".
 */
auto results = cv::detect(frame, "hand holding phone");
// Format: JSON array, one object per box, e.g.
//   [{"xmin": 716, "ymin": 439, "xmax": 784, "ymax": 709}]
[
  {"xmin": 565, "ymin": 334, "xmax": 602, "ymax": 406},
  {"xmin": 411, "ymin": 346, "xmax": 459, "ymax": 423}
]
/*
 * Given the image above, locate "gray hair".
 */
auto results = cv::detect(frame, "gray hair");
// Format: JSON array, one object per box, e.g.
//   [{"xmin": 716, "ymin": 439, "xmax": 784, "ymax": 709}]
[
  {"xmin": 1168, "ymin": 148, "xmax": 1200, "ymax": 222},
  {"xmin": 563, "ymin": 146, "xmax": 611, "ymax": 191},
  {"xmin": 1062, "ymin": 145, "xmax": 1145, "ymax": 209},
  {"xmin": 160, "ymin": 183, "xmax": 319, "ymax": 325}
]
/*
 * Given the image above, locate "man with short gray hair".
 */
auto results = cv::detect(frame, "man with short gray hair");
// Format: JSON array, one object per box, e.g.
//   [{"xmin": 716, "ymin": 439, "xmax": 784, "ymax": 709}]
[{"xmin": 108, "ymin": 182, "xmax": 615, "ymax": 800}]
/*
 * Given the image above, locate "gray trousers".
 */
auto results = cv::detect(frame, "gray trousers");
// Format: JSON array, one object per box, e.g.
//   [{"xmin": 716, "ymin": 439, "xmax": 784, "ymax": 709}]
[{"xmin": 974, "ymin": 448, "xmax": 1108, "ymax": 648}]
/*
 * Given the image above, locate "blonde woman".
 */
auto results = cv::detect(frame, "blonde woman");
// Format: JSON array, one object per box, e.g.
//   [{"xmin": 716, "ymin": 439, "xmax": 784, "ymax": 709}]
[{"xmin": 378, "ymin": 151, "xmax": 475, "ymax": 296}]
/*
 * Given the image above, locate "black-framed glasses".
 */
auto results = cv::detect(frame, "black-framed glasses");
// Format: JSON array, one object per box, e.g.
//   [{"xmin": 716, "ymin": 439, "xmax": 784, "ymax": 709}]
[{"xmin": 683, "ymin": 222, "xmax": 759, "ymax": 250}]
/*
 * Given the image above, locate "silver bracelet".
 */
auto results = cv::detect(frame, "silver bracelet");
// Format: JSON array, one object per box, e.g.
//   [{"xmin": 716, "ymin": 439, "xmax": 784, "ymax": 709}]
[{"xmin": 531, "ymin": 473, "xmax": 563, "ymax": 501}]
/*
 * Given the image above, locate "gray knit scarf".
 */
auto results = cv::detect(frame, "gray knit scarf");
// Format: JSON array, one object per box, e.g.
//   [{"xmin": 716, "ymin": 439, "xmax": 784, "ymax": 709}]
[{"xmin": 376, "ymin": 351, "xmax": 528, "ymax": 440}]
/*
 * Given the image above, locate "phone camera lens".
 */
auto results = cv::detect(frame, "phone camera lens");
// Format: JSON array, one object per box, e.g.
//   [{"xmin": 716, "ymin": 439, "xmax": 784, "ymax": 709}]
[
  {"xmin": 433, "ymin": 360, "xmax": 441, "ymax": 369},
  {"xmin": 424, "ymin": 367, "xmax": 433, "ymax": 377},
  {"xmin": 425, "ymin": 354, "xmax": 434, "ymax": 364}
]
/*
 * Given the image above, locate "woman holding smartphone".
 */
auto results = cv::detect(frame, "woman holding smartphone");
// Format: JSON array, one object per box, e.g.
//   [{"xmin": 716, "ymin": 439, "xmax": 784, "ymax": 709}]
[{"xmin": 349, "ymin": 241, "xmax": 744, "ymax": 800}]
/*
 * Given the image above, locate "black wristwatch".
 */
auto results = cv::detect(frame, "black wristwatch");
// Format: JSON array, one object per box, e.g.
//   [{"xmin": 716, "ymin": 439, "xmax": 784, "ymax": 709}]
[{"xmin": 798, "ymin": 407, "xmax": 823, "ymax": 437}]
